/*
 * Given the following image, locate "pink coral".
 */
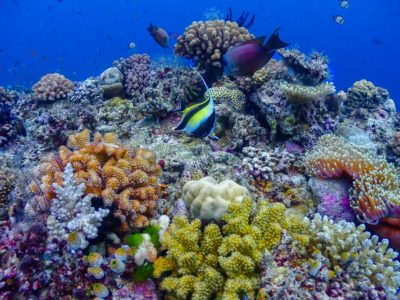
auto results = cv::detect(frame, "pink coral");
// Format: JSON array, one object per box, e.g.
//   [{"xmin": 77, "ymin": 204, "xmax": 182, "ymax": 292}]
[{"xmin": 32, "ymin": 73, "xmax": 74, "ymax": 101}]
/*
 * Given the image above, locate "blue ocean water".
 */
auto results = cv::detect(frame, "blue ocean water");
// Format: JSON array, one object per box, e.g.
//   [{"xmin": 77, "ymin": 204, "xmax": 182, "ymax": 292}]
[{"xmin": 1, "ymin": 0, "xmax": 399, "ymax": 104}]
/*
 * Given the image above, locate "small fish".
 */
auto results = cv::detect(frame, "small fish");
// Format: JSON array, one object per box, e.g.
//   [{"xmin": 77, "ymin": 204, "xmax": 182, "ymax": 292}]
[
  {"xmin": 173, "ymin": 68, "xmax": 218, "ymax": 140},
  {"xmin": 48, "ymin": 5, "xmax": 53, "ymax": 11},
  {"xmin": 92, "ymin": 283, "xmax": 109, "ymax": 298},
  {"xmin": 77, "ymin": 10, "xmax": 82, "ymax": 15},
  {"xmin": 87, "ymin": 266, "xmax": 105, "ymax": 280},
  {"xmin": 372, "ymin": 37, "xmax": 384, "ymax": 45},
  {"xmin": 0, "ymin": 49, "xmax": 3, "ymax": 53},
  {"xmin": 109, "ymin": 258, "xmax": 125, "ymax": 273},
  {"xmin": 223, "ymin": 28, "xmax": 289, "ymax": 76},
  {"xmin": 147, "ymin": 23, "xmax": 170, "ymax": 48},
  {"xmin": 339, "ymin": 0, "xmax": 349, "ymax": 9},
  {"xmin": 86, "ymin": 252, "xmax": 103, "ymax": 267},
  {"xmin": 106, "ymin": 35, "xmax": 112, "ymax": 41},
  {"xmin": 129, "ymin": 42, "xmax": 136, "ymax": 49},
  {"xmin": 56, "ymin": 0, "xmax": 63, "ymax": 3},
  {"xmin": 11, "ymin": 0, "xmax": 18, "ymax": 6},
  {"xmin": 333, "ymin": 15, "xmax": 344, "ymax": 24}
]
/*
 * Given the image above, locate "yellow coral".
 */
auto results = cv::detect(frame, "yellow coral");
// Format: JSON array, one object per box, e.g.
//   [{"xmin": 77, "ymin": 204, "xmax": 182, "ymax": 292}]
[
  {"xmin": 30, "ymin": 130, "xmax": 162, "ymax": 230},
  {"xmin": 306, "ymin": 134, "xmax": 400, "ymax": 224},
  {"xmin": 154, "ymin": 198, "xmax": 306, "ymax": 299},
  {"xmin": 205, "ymin": 86, "xmax": 246, "ymax": 111}
]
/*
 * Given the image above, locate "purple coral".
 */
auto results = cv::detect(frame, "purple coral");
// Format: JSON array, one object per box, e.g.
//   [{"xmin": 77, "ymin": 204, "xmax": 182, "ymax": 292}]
[
  {"xmin": 308, "ymin": 177, "xmax": 355, "ymax": 222},
  {"xmin": 114, "ymin": 54, "xmax": 151, "ymax": 97}
]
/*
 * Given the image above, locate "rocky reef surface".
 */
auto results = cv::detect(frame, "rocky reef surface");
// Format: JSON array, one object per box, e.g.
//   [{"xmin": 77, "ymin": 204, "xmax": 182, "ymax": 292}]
[{"xmin": 1, "ymin": 17, "xmax": 400, "ymax": 300}]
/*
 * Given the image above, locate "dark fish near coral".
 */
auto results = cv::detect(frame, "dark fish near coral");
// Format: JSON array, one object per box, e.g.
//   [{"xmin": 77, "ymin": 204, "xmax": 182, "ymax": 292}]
[
  {"xmin": 147, "ymin": 23, "xmax": 170, "ymax": 48},
  {"xmin": 333, "ymin": 15, "xmax": 344, "ymax": 24},
  {"xmin": 339, "ymin": 0, "xmax": 349, "ymax": 9},
  {"xmin": 223, "ymin": 28, "xmax": 289, "ymax": 76},
  {"xmin": 173, "ymin": 69, "xmax": 218, "ymax": 140}
]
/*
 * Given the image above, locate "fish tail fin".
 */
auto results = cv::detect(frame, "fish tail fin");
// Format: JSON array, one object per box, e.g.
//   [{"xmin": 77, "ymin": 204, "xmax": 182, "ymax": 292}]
[
  {"xmin": 171, "ymin": 99, "xmax": 186, "ymax": 112},
  {"xmin": 263, "ymin": 28, "xmax": 289, "ymax": 52},
  {"xmin": 147, "ymin": 22, "xmax": 154, "ymax": 32}
]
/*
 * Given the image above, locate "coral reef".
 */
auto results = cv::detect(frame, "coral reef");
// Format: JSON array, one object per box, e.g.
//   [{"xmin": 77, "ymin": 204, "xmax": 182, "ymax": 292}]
[
  {"xmin": 281, "ymin": 82, "xmax": 336, "ymax": 103},
  {"xmin": 69, "ymin": 77, "xmax": 104, "ymax": 107},
  {"xmin": 207, "ymin": 85, "xmax": 247, "ymax": 111},
  {"xmin": 32, "ymin": 73, "xmax": 74, "ymax": 101},
  {"xmin": 174, "ymin": 20, "xmax": 254, "ymax": 74},
  {"xmin": 46, "ymin": 163, "xmax": 109, "ymax": 249},
  {"xmin": 28, "ymin": 129, "xmax": 162, "ymax": 230},
  {"xmin": 114, "ymin": 54, "xmax": 151, "ymax": 97},
  {"xmin": 306, "ymin": 134, "xmax": 400, "ymax": 225},
  {"xmin": 278, "ymin": 49, "xmax": 329, "ymax": 85},
  {"xmin": 182, "ymin": 176, "xmax": 251, "ymax": 221},
  {"xmin": 153, "ymin": 198, "xmax": 307, "ymax": 299},
  {"xmin": 98, "ymin": 97, "xmax": 136, "ymax": 125}
]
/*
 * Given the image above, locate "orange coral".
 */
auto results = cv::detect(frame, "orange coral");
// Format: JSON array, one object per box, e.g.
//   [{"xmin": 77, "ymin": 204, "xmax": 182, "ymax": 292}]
[{"xmin": 30, "ymin": 130, "xmax": 162, "ymax": 229}]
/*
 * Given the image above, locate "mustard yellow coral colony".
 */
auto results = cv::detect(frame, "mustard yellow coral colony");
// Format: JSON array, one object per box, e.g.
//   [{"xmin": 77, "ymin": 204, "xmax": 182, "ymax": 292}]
[
  {"xmin": 153, "ymin": 198, "xmax": 307, "ymax": 300},
  {"xmin": 29, "ymin": 129, "xmax": 162, "ymax": 230}
]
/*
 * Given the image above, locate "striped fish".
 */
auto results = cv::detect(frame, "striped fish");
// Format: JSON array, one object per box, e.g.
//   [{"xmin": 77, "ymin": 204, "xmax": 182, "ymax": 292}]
[{"xmin": 173, "ymin": 69, "xmax": 218, "ymax": 140}]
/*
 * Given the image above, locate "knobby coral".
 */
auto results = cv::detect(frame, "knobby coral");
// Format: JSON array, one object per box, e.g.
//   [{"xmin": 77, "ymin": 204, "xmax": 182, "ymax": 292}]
[
  {"xmin": 153, "ymin": 198, "xmax": 307, "ymax": 299},
  {"xmin": 306, "ymin": 134, "xmax": 400, "ymax": 225},
  {"xmin": 174, "ymin": 20, "xmax": 254, "ymax": 74},
  {"xmin": 32, "ymin": 73, "xmax": 74, "ymax": 101},
  {"xmin": 281, "ymin": 82, "xmax": 335, "ymax": 103},
  {"xmin": 28, "ymin": 129, "xmax": 162, "ymax": 230}
]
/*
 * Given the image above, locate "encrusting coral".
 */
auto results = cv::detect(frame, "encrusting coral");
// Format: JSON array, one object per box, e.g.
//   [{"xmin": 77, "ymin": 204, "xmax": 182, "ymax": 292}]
[
  {"xmin": 174, "ymin": 20, "xmax": 254, "ymax": 74},
  {"xmin": 153, "ymin": 198, "xmax": 307, "ymax": 300},
  {"xmin": 281, "ymin": 82, "xmax": 336, "ymax": 103},
  {"xmin": 46, "ymin": 163, "xmax": 109, "ymax": 249},
  {"xmin": 32, "ymin": 73, "xmax": 75, "ymax": 101},
  {"xmin": 28, "ymin": 129, "xmax": 162, "ymax": 230},
  {"xmin": 206, "ymin": 85, "xmax": 247, "ymax": 111},
  {"xmin": 182, "ymin": 176, "xmax": 251, "ymax": 221},
  {"xmin": 306, "ymin": 134, "xmax": 400, "ymax": 225}
]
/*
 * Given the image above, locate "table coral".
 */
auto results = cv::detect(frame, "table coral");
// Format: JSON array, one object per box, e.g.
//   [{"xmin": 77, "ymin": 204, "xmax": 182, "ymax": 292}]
[
  {"xmin": 306, "ymin": 134, "xmax": 400, "ymax": 225},
  {"xmin": 28, "ymin": 129, "xmax": 162, "ymax": 230},
  {"xmin": 153, "ymin": 198, "xmax": 307, "ymax": 300},
  {"xmin": 32, "ymin": 73, "xmax": 74, "ymax": 101},
  {"xmin": 182, "ymin": 176, "xmax": 251, "ymax": 221},
  {"xmin": 174, "ymin": 20, "xmax": 254, "ymax": 74}
]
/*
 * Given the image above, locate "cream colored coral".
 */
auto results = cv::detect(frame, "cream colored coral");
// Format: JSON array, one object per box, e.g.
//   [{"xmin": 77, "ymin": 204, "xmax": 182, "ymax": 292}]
[{"xmin": 182, "ymin": 176, "xmax": 250, "ymax": 221}]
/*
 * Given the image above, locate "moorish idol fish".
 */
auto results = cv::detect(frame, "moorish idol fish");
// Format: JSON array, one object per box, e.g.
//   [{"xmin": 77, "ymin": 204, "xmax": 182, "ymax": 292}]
[
  {"xmin": 173, "ymin": 69, "xmax": 218, "ymax": 140},
  {"xmin": 223, "ymin": 28, "xmax": 289, "ymax": 76}
]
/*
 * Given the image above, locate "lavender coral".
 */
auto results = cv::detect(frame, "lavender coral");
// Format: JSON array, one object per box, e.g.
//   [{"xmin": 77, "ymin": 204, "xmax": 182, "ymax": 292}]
[
  {"xmin": 113, "ymin": 54, "xmax": 151, "ymax": 97},
  {"xmin": 46, "ymin": 163, "xmax": 109, "ymax": 249},
  {"xmin": 32, "ymin": 73, "xmax": 74, "ymax": 101}
]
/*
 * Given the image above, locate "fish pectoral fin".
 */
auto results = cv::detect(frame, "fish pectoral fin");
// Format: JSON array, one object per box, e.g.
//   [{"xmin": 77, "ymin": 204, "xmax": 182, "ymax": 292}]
[{"xmin": 264, "ymin": 28, "xmax": 289, "ymax": 51}]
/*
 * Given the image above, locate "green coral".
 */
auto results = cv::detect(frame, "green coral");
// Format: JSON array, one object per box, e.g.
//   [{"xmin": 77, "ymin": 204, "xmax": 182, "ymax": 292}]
[
  {"xmin": 98, "ymin": 97, "xmax": 135, "ymax": 123},
  {"xmin": 153, "ymin": 199, "xmax": 307, "ymax": 300},
  {"xmin": 205, "ymin": 86, "xmax": 246, "ymax": 111}
]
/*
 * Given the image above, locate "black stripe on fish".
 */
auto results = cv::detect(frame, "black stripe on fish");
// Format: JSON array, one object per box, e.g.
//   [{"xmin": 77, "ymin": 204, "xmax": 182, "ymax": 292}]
[
  {"xmin": 191, "ymin": 110, "xmax": 215, "ymax": 138},
  {"xmin": 174, "ymin": 98, "xmax": 210, "ymax": 131}
]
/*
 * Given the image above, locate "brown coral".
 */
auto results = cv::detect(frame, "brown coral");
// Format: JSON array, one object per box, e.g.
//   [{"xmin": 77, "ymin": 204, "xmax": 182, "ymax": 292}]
[
  {"xmin": 32, "ymin": 73, "xmax": 74, "ymax": 101},
  {"xmin": 29, "ymin": 129, "xmax": 162, "ymax": 230},
  {"xmin": 174, "ymin": 20, "xmax": 254, "ymax": 74}
]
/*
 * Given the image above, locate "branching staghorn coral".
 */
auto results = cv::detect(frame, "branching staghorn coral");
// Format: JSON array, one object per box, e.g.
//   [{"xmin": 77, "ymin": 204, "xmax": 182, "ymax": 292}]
[
  {"xmin": 281, "ymin": 82, "xmax": 335, "ymax": 103},
  {"xmin": 28, "ymin": 129, "xmax": 162, "ymax": 230},
  {"xmin": 46, "ymin": 163, "xmax": 109, "ymax": 249},
  {"xmin": 153, "ymin": 198, "xmax": 307, "ymax": 299},
  {"xmin": 32, "ymin": 73, "xmax": 74, "ymax": 101},
  {"xmin": 303, "ymin": 214, "xmax": 400, "ymax": 299},
  {"xmin": 306, "ymin": 134, "xmax": 400, "ymax": 224}
]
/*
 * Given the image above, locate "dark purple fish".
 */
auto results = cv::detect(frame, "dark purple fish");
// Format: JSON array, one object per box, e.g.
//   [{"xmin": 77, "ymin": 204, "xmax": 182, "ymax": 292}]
[
  {"xmin": 223, "ymin": 28, "xmax": 289, "ymax": 76},
  {"xmin": 147, "ymin": 23, "xmax": 169, "ymax": 48}
]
